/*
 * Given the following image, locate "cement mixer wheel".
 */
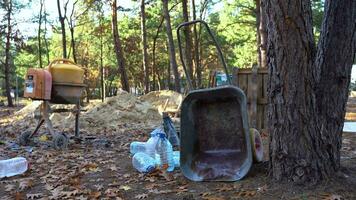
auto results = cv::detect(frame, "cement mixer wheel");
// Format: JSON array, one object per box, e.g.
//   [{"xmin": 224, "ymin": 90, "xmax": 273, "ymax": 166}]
[
  {"xmin": 19, "ymin": 131, "xmax": 32, "ymax": 146},
  {"xmin": 249, "ymin": 128, "xmax": 264, "ymax": 163},
  {"xmin": 53, "ymin": 133, "xmax": 68, "ymax": 150}
]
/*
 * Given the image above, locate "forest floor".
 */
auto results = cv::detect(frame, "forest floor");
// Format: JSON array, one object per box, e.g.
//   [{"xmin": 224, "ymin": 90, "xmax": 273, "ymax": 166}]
[{"xmin": 0, "ymin": 96, "xmax": 356, "ymax": 200}]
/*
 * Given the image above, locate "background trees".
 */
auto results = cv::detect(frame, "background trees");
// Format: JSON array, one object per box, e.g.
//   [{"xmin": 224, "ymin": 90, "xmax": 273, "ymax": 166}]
[{"xmin": 0, "ymin": 0, "xmax": 348, "ymax": 105}]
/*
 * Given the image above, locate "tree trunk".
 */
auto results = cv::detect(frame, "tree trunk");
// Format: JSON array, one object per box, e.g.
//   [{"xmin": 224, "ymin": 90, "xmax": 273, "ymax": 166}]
[
  {"xmin": 265, "ymin": 0, "xmax": 356, "ymax": 184},
  {"xmin": 37, "ymin": 0, "xmax": 43, "ymax": 68},
  {"xmin": 57, "ymin": 0, "xmax": 67, "ymax": 58},
  {"xmin": 111, "ymin": 0, "xmax": 130, "ymax": 92},
  {"xmin": 258, "ymin": 0, "xmax": 267, "ymax": 68},
  {"xmin": 182, "ymin": 0, "xmax": 195, "ymax": 87},
  {"xmin": 140, "ymin": 0, "xmax": 149, "ymax": 93},
  {"xmin": 162, "ymin": 0, "xmax": 180, "ymax": 92},
  {"xmin": 4, "ymin": 0, "xmax": 13, "ymax": 107},
  {"xmin": 43, "ymin": 4, "xmax": 50, "ymax": 65},
  {"xmin": 69, "ymin": 27, "xmax": 77, "ymax": 63},
  {"xmin": 192, "ymin": 0, "xmax": 201, "ymax": 88},
  {"xmin": 99, "ymin": 5, "xmax": 105, "ymax": 102}
]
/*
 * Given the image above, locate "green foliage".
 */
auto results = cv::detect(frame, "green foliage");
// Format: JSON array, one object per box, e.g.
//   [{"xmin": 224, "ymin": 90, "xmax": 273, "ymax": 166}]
[{"xmin": 1, "ymin": 0, "xmax": 329, "ymax": 95}]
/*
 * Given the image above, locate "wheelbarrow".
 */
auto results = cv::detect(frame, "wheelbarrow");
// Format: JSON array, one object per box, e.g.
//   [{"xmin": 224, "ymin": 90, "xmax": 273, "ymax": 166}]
[
  {"xmin": 20, "ymin": 59, "xmax": 86, "ymax": 150},
  {"xmin": 177, "ymin": 20, "xmax": 263, "ymax": 181}
]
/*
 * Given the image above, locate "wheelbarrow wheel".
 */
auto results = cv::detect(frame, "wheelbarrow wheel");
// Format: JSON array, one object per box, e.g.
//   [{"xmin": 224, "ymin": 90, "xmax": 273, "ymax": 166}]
[
  {"xmin": 249, "ymin": 128, "xmax": 264, "ymax": 163},
  {"xmin": 53, "ymin": 133, "xmax": 68, "ymax": 150},
  {"xmin": 19, "ymin": 131, "xmax": 32, "ymax": 146}
]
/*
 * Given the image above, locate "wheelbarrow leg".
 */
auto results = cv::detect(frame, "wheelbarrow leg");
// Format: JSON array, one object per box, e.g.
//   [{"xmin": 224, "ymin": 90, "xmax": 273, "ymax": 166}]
[{"xmin": 29, "ymin": 119, "xmax": 45, "ymax": 138}]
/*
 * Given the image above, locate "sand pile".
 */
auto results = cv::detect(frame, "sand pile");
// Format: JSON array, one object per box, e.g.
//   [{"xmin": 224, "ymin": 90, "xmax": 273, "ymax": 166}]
[
  {"xmin": 139, "ymin": 90, "xmax": 183, "ymax": 114},
  {"xmin": 2, "ymin": 90, "xmax": 182, "ymax": 134}
]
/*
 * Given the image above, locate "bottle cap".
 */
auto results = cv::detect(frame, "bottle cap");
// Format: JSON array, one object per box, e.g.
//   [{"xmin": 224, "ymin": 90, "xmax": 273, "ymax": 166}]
[
  {"xmin": 159, "ymin": 133, "xmax": 166, "ymax": 138},
  {"xmin": 146, "ymin": 165, "xmax": 155, "ymax": 173}
]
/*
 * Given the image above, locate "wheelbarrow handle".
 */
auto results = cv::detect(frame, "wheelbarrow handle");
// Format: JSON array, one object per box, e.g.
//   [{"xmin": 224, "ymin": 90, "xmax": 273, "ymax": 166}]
[
  {"xmin": 48, "ymin": 58, "xmax": 76, "ymax": 70},
  {"xmin": 177, "ymin": 20, "xmax": 232, "ymax": 91}
]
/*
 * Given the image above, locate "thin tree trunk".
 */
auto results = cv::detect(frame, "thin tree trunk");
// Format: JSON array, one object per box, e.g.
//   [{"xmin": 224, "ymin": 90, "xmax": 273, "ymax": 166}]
[
  {"xmin": 37, "ymin": 0, "xmax": 43, "ymax": 68},
  {"xmin": 162, "ymin": 0, "xmax": 180, "ymax": 92},
  {"xmin": 99, "ymin": 5, "xmax": 105, "ymax": 102},
  {"xmin": 111, "ymin": 0, "xmax": 130, "ymax": 92},
  {"xmin": 69, "ymin": 27, "xmax": 76, "ymax": 62},
  {"xmin": 43, "ymin": 4, "xmax": 50, "ymax": 65},
  {"xmin": 265, "ymin": 0, "xmax": 356, "ymax": 184},
  {"xmin": 4, "ymin": 0, "xmax": 13, "ymax": 107},
  {"xmin": 57, "ymin": 0, "xmax": 67, "ymax": 58},
  {"xmin": 141, "ymin": 0, "xmax": 149, "ymax": 93},
  {"xmin": 182, "ymin": 0, "xmax": 195, "ymax": 87},
  {"xmin": 192, "ymin": 0, "xmax": 201, "ymax": 87},
  {"xmin": 259, "ymin": 0, "xmax": 267, "ymax": 68}
]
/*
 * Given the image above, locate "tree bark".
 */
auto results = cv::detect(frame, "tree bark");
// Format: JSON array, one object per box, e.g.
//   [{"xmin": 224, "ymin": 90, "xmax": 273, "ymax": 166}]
[
  {"xmin": 162, "ymin": 0, "xmax": 181, "ymax": 92},
  {"xmin": 192, "ymin": 0, "xmax": 201, "ymax": 88},
  {"xmin": 37, "ymin": 0, "xmax": 43, "ymax": 68},
  {"xmin": 182, "ymin": 0, "xmax": 195, "ymax": 87},
  {"xmin": 43, "ymin": 4, "xmax": 50, "ymax": 65},
  {"xmin": 4, "ymin": 0, "xmax": 13, "ymax": 107},
  {"xmin": 140, "ymin": 0, "xmax": 149, "ymax": 93},
  {"xmin": 265, "ymin": 0, "xmax": 356, "ymax": 184},
  {"xmin": 99, "ymin": 4, "xmax": 105, "ymax": 102},
  {"xmin": 111, "ymin": 0, "xmax": 130, "ymax": 92},
  {"xmin": 259, "ymin": 0, "xmax": 267, "ymax": 68},
  {"xmin": 57, "ymin": 0, "xmax": 67, "ymax": 58}
]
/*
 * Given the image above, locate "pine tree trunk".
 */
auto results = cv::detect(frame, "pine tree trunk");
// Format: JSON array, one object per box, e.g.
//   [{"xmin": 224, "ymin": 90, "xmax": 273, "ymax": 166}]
[
  {"xmin": 192, "ymin": 0, "xmax": 201, "ymax": 88},
  {"xmin": 37, "ymin": 0, "xmax": 43, "ymax": 68},
  {"xmin": 111, "ymin": 0, "xmax": 130, "ymax": 92},
  {"xmin": 57, "ymin": 0, "xmax": 67, "ymax": 58},
  {"xmin": 69, "ymin": 27, "xmax": 77, "ymax": 63},
  {"xmin": 43, "ymin": 4, "xmax": 50, "ymax": 65},
  {"xmin": 4, "ymin": 0, "xmax": 13, "ymax": 107},
  {"xmin": 182, "ymin": 0, "xmax": 195, "ymax": 87},
  {"xmin": 162, "ymin": 0, "xmax": 181, "ymax": 92},
  {"xmin": 141, "ymin": 0, "xmax": 149, "ymax": 93},
  {"xmin": 265, "ymin": 0, "xmax": 356, "ymax": 184}
]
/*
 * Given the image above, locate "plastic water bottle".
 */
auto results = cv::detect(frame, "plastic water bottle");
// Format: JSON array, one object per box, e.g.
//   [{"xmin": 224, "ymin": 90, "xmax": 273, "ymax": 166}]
[
  {"xmin": 156, "ymin": 133, "xmax": 174, "ymax": 172},
  {"xmin": 130, "ymin": 141, "xmax": 146, "ymax": 155},
  {"xmin": 0, "ymin": 157, "xmax": 28, "ymax": 178},
  {"xmin": 132, "ymin": 152, "xmax": 156, "ymax": 173},
  {"xmin": 130, "ymin": 128, "xmax": 162, "ymax": 156},
  {"xmin": 145, "ymin": 128, "xmax": 163, "ymax": 158},
  {"xmin": 163, "ymin": 113, "xmax": 180, "ymax": 146},
  {"xmin": 173, "ymin": 151, "xmax": 180, "ymax": 168}
]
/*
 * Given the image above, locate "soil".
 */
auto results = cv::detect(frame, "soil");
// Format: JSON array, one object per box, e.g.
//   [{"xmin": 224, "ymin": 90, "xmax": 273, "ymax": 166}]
[{"xmin": 0, "ymin": 95, "xmax": 355, "ymax": 200}]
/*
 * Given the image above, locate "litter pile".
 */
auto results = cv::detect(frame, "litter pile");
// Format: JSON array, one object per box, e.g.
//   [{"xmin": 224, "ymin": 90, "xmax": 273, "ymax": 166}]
[{"xmin": 1, "ymin": 90, "xmax": 181, "ymax": 135}]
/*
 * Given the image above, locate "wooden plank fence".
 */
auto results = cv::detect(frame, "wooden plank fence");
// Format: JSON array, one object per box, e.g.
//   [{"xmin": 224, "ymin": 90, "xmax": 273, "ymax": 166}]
[{"xmin": 231, "ymin": 66, "xmax": 268, "ymax": 131}]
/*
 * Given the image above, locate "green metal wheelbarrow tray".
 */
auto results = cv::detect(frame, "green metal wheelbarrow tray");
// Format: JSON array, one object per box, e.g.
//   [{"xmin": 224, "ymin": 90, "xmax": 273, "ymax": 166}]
[{"xmin": 177, "ymin": 20, "xmax": 262, "ymax": 181}]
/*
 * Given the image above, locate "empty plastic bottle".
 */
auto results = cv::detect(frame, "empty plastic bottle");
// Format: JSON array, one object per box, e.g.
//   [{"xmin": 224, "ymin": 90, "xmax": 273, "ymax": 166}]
[
  {"xmin": 145, "ymin": 128, "xmax": 163, "ymax": 158},
  {"xmin": 132, "ymin": 152, "xmax": 156, "ymax": 173},
  {"xmin": 173, "ymin": 151, "xmax": 180, "ymax": 168},
  {"xmin": 163, "ymin": 113, "xmax": 180, "ymax": 146},
  {"xmin": 130, "ymin": 141, "xmax": 146, "ymax": 155},
  {"xmin": 0, "ymin": 157, "xmax": 28, "ymax": 178},
  {"xmin": 130, "ymin": 128, "xmax": 163, "ymax": 156},
  {"xmin": 156, "ymin": 133, "xmax": 175, "ymax": 172}
]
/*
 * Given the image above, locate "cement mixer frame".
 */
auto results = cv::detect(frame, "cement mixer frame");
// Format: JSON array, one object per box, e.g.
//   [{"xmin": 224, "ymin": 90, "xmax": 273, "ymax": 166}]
[{"xmin": 20, "ymin": 59, "xmax": 86, "ymax": 150}]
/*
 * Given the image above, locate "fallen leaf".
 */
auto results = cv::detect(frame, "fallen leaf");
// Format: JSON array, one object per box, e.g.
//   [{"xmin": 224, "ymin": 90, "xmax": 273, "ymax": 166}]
[
  {"xmin": 216, "ymin": 184, "xmax": 234, "ymax": 192},
  {"xmin": 26, "ymin": 193, "xmax": 43, "ymax": 199},
  {"xmin": 257, "ymin": 184, "xmax": 268, "ymax": 192},
  {"xmin": 19, "ymin": 179, "xmax": 34, "ymax": 191},
  {"xmin": 234, "ymin": 190, "xmax": 257, "ymax": 198},
  {"xmin": 135, "ymin": 193, "xmax": 148, "ymax": 199},
  {"xmin": 61, "ymin": 189, "xmax": 80, "ymax": 198},
  {"xmin": 89, "ymin": 191, "xmax": 101, "ymax": 199},
  {"xmin": 14, "ymin": 192, "xmax": 25, "ymax": 200},
  {"xmin": 39, "ymin": 135, "xmax": 49, "ymax": 141},
  {"xmin": 94, "ymin": 184, "xmax": 104, "ymax": 191},
  {"xmin": 5, "ymin": 184, "xmax": 16, "ymax": 192},
  {"xmin": 119, "ymin": 185, "xmax": 131, "ymax": 191},
  {"xmin": 104, "ymin": 188, "xmax": 121, "ymax": 197},
  {"xmin": 75, "ymin": 195, "xmax": 88, "ymax": 200},
  {"xmin": 109, "ymin": 165, "xmax": 118, "ymax": 171},
  {"xmin": 159, "ymin": 170, "xmax": 174, "ymax": 181},
  {"xmin": 320, "ymin": 193, "xmax": 342, "ymax": 200}
]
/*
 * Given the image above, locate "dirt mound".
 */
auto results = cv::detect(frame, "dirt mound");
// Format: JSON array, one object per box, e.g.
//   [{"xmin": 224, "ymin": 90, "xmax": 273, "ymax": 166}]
[{"xmin": 139, "ymin": 90, "xmax": 183, "ymax": 114}]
